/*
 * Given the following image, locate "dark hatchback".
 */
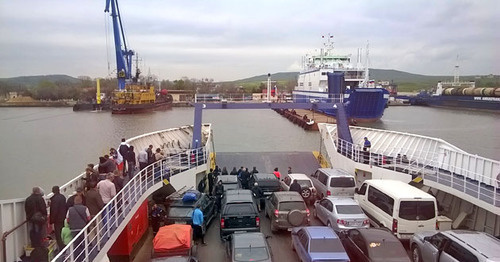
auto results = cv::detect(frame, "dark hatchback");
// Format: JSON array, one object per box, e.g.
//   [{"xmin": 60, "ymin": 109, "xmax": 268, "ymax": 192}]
[
  {"xmin": 165, "ymin": 191, "xmax": 217, "ymax": 234},
  {"xmin": 248, "ymin": 173, "xmax": 281, "ymax": 197},
  {"xmin": 339, "ymin": 228, "xmax": 410, "ymax": 262},
  {"xmin": 220, "ymin": 190, "xmax": 260, "ymax": 240}
]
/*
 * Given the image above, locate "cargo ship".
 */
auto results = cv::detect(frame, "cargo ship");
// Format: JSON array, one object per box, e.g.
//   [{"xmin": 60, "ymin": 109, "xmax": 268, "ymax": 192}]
[
  {"xmin": 293, "ymin": 35, "xmax": 389, "ymax": 123},
  {"xmin": 411, "ymin": 64, "xmax": 500, "ymax": 111}
]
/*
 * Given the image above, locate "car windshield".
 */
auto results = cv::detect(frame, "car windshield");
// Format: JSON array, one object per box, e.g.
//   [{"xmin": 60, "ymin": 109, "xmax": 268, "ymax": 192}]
[
  {"xmin": 225, "ymin": 204, "xmax": 254, "ymax": 215},
  {"xmin": 399, "ymin": 201, "xmax": 435, "ymax": 220},
  {"xmin": 309, "ymin": 238, "xmax": 345, "ymax": 252},
  {"xmin": 234, "ymin": 247, "xmax": 269, "ymax": 261},
  {"xmin": 335, "ymin": 205, "xmax": 364, "ymax": 214},
  {"xmin": 296, "ymin": 179, "xmax": 312, "ymax": 187},
  {"xmin": 279, "ymin": 201, "xmax": 306, "ymax": 211},
  {"xmin": 330, "ymin": 177, "xmax": 355, "ymax": 187},
  {"xmin": 367, "ymin": 241, "xmax": 408, "ymax": 260}
]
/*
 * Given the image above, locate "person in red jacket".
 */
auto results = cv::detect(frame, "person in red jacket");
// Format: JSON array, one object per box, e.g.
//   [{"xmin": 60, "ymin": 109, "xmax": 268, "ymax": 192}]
[{"xmin": 273, "ymin": 167, "xmax": 281, "ymax": 179}]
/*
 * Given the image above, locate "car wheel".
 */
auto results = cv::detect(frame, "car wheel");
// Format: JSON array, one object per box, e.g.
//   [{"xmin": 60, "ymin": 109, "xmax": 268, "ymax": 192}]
[
  {"xmin": 411, "ymin": 245, "xmax": 422, "ymax": 262},
  {"xmin": 301, "ymin": 188, "xmax": 311, "ymax": 199}
]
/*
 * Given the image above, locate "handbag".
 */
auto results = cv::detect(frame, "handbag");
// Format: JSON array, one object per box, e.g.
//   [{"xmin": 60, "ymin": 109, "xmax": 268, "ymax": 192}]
[{"xmin": 31, "ymin": 211, "xmax": 46, "ymax": 224}]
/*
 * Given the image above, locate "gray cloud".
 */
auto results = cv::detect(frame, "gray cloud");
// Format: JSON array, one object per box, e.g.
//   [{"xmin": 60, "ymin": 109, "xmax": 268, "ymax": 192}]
[{"xmin": 1, "ymin": 0, "xmax": 498, "ymax": 81}]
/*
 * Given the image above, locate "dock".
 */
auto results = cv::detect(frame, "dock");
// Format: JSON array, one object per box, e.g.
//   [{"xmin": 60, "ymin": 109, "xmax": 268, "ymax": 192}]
[{"xmin": 275, "ymin": 108, "xmax": 337, "ymax": 131}]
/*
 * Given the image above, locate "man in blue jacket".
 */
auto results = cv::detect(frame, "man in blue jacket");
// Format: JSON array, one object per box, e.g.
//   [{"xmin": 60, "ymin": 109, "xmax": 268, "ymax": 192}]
[{"xmin": 191, "ymin": 206, "xmax": 206, "ymax": 245}]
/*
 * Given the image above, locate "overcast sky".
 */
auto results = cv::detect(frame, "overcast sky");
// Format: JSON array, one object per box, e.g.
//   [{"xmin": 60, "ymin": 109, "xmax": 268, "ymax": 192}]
[{"xmin": 1, "ymin": 0, "xmax": 499, "ymax": 81}]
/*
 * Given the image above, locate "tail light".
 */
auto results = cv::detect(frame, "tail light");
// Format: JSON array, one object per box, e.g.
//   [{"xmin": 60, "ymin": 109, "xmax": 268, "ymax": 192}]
[
  {"xmin": 274, "ymin": 209, "xmax": 279, "ymax": 218},
  {"xmin": 327, "ymin": 190, "xmax": 331, "ymax": 196},
  {"xmin": 306, "ymin": 209, "xmax": 310, "ymax": 217},
  {"xmin": 392, "ymin": 218, "xmax": 398, "ymax": 233},
  {"xmin": 220, "ymin": 218, "xmax": 225, "ymax": 229},
  {"xmin": 436, "ymin": 221, "xmax": 439, "ymax": 230},
  {"xmin": 337, "ymin": 219, "xmax": 345, "ymax": 225},
  {"xmin": 363, "ymin": 219, "xmax": 370, "ymax": 225},
  {"xmin": 256, "ymin": 217, "xmax": 260, "ymax": 227}
]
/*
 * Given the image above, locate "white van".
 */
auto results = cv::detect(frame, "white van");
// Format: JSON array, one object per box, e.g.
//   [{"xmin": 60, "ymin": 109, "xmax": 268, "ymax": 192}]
[
  {"xmin": 354, "ymin": 179, "xmax": 437, "ymax": 239},
  {"xmin": 310, "ymin": 168, "xmax": 356, "ymax": 198}
]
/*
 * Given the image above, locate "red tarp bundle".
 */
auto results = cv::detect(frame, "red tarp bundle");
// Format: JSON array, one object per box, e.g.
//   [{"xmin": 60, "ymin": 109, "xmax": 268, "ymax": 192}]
[{"xmin": 153, "ymin": 224, "xmax": 192, "ymax": 257}]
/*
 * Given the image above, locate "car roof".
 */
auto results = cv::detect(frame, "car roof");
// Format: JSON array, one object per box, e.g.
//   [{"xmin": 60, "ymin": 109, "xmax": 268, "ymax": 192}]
[
  {"xmin": 233, "ymin": 232, "xmax": 267, "ymax": 248},
  {"xmin": 218, "ymin": 175, "xmax": 238, "ymax": 183},
  {"xmin": 288, "ymin": 173, "xmax": 312, "ymax": 180},
  {"xmin": 355, "ymin": 228, "xmax": 399, "ymax": 243},
  {"xmin": 444, "ymin": 230, "xmax": 500, "ymax": 259},
  {"xmin": 317, "ymin": 168, "xmax": 352, "ymax": 177},
  {"xmin": 324, "ymin": 197, "xmax": 359, "ymax": 205},
  {"xmin": 273, "ymin": 191, "xmax": 303, "ymax": 201},
  {"xmin": 253, "ymin": 173, "xmax": 278, "ymax": 180},
  {"xmin": 364, "ymin": 180, "xmax": 436, "ymax": 199},
  {"xmin": 303, "ymin": 226, "xmax": 338, "ymax": 239}
]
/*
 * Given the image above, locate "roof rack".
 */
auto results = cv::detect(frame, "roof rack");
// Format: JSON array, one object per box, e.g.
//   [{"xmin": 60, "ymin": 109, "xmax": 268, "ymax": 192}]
[{"xmin": 165, "ymin": 186, "xmax": 194, "ymax": 201}]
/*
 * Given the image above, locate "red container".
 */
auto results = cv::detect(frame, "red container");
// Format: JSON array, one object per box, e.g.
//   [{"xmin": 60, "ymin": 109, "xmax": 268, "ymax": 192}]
[{"xmin": 108, "ymin": 200, "xmax": 148, "ymax": 261}]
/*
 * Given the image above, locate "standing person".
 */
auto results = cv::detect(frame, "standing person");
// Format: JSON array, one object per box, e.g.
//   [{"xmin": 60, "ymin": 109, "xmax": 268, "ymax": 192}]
[
  {"xmin": 138, "ymin": 147, "xmax": 149, "ymax": 171},
  {"xmin": 221, "ymin": 167, "xmax": 228, "ymax": 176},
  {"xmin": 213, "ymin": 165, "xmax": 221, "ymax": 177},
  {"xmin": 146, "ymin": 144, "xmax": 154, "ymax": 164},
  {"xmin": 154, "ymin": 148, "xmax": 164, "ymax": 162},
  {"xmin": 66, "ymin": 187, "xmax": 85, "ymax": 209},
  {"xmin": 112, "ymin": 170, "xmax": 124, "ymax": 192},
  {"xmin": 191, "ymin": 206, "xmax": 206, "ymax": 245},
  {"xmin": 214, "ymin": 180, "xmax": 224, "ymax": 212},
  {"xmin": 207, "ymin": 169, "xmax": 215, "ymax": 196},
  {"xmin": 273, "ymin": 167, "xmax": 281, "ymax": 180},
  {"xmin": 25, "ymin": 187, "xmax": 47, "ymax": 247},
  {"xmin": 118, "ymin": 138, "xmax": 130, "ymax": 175},
  {"xmin": 251, "ymin": 167, "xmax": 259, "ymax": 175},
  {"xmin": 49, "ymin": 186, "xmax": 67, "ymax": 251},
  {"xmin": 238, "ymin": 166, "xmax": 245, "ymax": 179},
  {"xmin": 150, "ymin": 204, "xmax": 165, "ymax": 236},
  {"xmin": 288, "ymin": 166, "xmax": 293, "ymax": 174},
  {"xmin": 230, "ymin": 167, "xmax": 238, "ymax": 176},
  {"xmin": 66, "ymin": 196, "xmax": 90, "ymax": 261},
  {"xmin": 85, "ymin": 182, "xmax": 104, "ymax": 218},
  {"xmin": 83, "ymin": 167, "xmax": 98, "ymax": 191},
  {"xmin": 241, "ymin": 168, "xmax": 250, "ymax": 189},
  {"xmin": 251, "ymin": 182, "xmax": 264, "ymax": 211},
  {"xmin": 289, "ymin": 179, "xmax": 302, "ymax": 194},
  {"xmin": 97, "ymin": 173, "xmax": 116, "ymax": 204},
  {"xmin": 109, "ymin": 148, "xmax": 123, "ymax": 175},
  {"xmin": 363, "ymin": 137, "xmax": 371, "ymax": 151},
  {"xmin": 126, "ymin": 146, "xmax": 137, "ymax": 180},
  {"xmin": 197, "ymin": 175, "xmax": 206, "ymax": 193}
]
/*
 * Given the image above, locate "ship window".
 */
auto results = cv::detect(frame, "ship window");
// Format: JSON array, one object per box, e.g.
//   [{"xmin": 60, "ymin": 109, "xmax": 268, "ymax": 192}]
[
  {"xmin": 308, "ymin": 82, "xmax": 312, "ymax": 87},
  {"xmin": 321, "ymin": 72, "xmax": 327, "ymax": 75},
  {"xmin": 299, "ymin": 83, "xmax": 303, "ymax": 87}
]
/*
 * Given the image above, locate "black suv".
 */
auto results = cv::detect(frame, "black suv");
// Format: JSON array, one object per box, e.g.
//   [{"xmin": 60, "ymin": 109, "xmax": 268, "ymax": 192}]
[
  {"xmin": 220, "ymin": 189, "xmax": 260, "ymax": 240},
  {"xmin": 248, "ymin": 173, "xmax": 281, "ymax": 197},
  {"xmin": 165, "ymin": 190, "xmax": 216, "ymax": 234}
]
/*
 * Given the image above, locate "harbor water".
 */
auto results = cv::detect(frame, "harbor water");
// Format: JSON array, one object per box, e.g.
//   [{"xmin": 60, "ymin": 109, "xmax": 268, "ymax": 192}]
[{"xmin": 0, "ymin": 106, "xmax": 498, "ymax": 199}]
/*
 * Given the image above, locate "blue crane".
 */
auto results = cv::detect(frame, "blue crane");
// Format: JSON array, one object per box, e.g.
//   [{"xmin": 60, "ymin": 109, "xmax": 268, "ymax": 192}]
[{"xmin": 105, "ymin": 0, "xmax": 134, "ymax": 91}]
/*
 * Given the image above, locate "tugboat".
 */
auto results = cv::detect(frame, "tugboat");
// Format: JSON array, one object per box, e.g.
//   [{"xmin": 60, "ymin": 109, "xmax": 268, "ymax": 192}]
[{"xmin": 105, "ymin": 0, "xmax": 172, "ymax": 114}]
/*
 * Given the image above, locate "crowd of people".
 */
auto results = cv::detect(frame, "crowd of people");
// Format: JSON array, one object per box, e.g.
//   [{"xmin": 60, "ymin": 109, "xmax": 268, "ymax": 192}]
[{"xmin": 24, "ymin": 137, "xmax": 172, "ymax": 259}]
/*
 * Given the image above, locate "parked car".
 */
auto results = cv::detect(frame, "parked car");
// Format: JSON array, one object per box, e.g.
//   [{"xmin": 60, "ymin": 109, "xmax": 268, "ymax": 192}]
[
  {"xmin": 291, "ymin": 226, "xmax": 350, "ymax": 262},
  {"xmin": 410, "ymin": 230, "xmax": 500, "ymax": 262},
  {"xmin": 248, "ymin": 173, "xmax": 281, "ymax": 197},
  {"xmin": 314, "ymin": 197, "xmax": 370, "ymax": 231},
  {"xmin": 310, "ymin": 168, "xmax": 356, "ymax": 199},
  {"xmin": 152, "ymin": 224, "xmax": 195, "ymax": 260},
  {"xmin": 339, "ymin": 228, "xmax": 410, "ymax": 262},
  {"xmin": 281, "ymin": 173, "xmax": 317, "ymax": 205},
  {"xmin": 165, "ymin": 190, "xmax": 216, "ymax": 234},
  {"xmin": 220, "ymin": 189, "xmax": 260, "ymax": 240},
  {"xmin": 216, "ymin": 175, "xmax": 240, "ymax": 192},
  {"xmin": 265, "ymin": 191, "xmax": 310, "ymax": 232},
  {"xmin": 354, "ymin": 180, "xmax": 437, "ymax": 239},
  {"xmin": 227, "ymin": 232, "xmax": 272, "ymax": 262},
  {"xmin": 151, "ymin": 256, "xmax": 198, "ymax": 262}
]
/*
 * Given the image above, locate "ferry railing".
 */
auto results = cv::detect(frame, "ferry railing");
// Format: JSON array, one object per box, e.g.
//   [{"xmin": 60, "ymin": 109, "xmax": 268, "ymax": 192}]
[
  {"xmin": 336, "ymin": 137, "xmax": 500, "ymax": 208},
  {"xmin": 52, "ymin": 147, "xmax": 207, "ymax": 262}
]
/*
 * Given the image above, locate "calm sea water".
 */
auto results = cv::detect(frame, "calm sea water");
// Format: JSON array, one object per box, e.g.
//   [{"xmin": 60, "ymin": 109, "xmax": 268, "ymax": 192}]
[{"xmin": 0, "ymin": 106, "xmax": 498, "ymax": 199}]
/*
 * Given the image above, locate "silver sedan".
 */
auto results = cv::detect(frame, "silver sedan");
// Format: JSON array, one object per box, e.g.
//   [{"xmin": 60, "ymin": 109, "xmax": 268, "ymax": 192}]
[{"xmin": 313, "ymin": 197, "xmax": 370, "ymax": 232}]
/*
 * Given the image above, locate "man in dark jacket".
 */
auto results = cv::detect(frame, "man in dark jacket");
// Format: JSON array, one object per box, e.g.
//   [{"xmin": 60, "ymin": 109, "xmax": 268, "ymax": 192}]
[
  {"xmin": 213, "ymin": 180, "xmax": 224, "ymax": 212},
  {"xmin": 25, "ymin": 187, "xmax": 47, "ymax": 246},
  {"xmin": 251, "ymin": 182, "xmax": 264, "ymax": 211},
  {"xmin": 289, "ymin": 179, "xmax": 302, "ymax": 194},
  {"xmin": 126, "ymin": 146, "xmax": 136, "ymax": 179},
  {"xmin": 85, "ymin": 182, "xmax": 104, "ymax": 217},
  {"xmin": 49, "ymin": 186, "xmax": 66, "ymax": 250},
  {"xmin": 207, "ymin": 169, "xmax": 215, "ymax": 196},
  {"xmin": 119, "ymin": 138, "xmax": 130, "ymax": 174}
]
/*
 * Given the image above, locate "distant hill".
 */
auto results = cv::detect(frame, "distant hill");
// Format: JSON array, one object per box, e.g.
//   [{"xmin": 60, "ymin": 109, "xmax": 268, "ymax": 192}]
[{"xmin": 0, "ymin": 75, "xmax": 81, "ymax": 88}]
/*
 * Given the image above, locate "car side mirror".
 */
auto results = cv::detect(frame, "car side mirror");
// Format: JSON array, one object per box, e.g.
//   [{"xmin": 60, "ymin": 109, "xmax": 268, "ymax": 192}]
[
  {"xmin": 423, "ymin": 236, "xmax": 431, "ymax": 242},
  {"xmin": 354, "ymin": 188, "xmax": 359, "ymax": 194}
]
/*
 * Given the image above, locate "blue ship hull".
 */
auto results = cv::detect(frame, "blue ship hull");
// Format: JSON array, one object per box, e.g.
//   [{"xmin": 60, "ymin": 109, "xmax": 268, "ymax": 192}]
[
  {"xmin": 411, "ymin": 94, "xmax": 500, "ymax": 111},
  {"xmin": 293, "ymin": 88, "xmax": 389, "ymax": 122}
]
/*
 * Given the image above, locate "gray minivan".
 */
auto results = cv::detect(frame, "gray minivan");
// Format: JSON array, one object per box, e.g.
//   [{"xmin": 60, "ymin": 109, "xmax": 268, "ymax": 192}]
[{"xmin": 310, "ymin": 168, "xmax": 356, "ymax": 199}]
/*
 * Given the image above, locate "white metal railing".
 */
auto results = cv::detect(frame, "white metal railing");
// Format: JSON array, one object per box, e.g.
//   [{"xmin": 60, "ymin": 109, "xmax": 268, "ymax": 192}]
[
  {"xmin": 52, "ymin": 147, "xmax": 207, "ymax": 262},
  {"xmin": 335, "ymin": 137, "xmax": 499, "ymax": 207}
]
